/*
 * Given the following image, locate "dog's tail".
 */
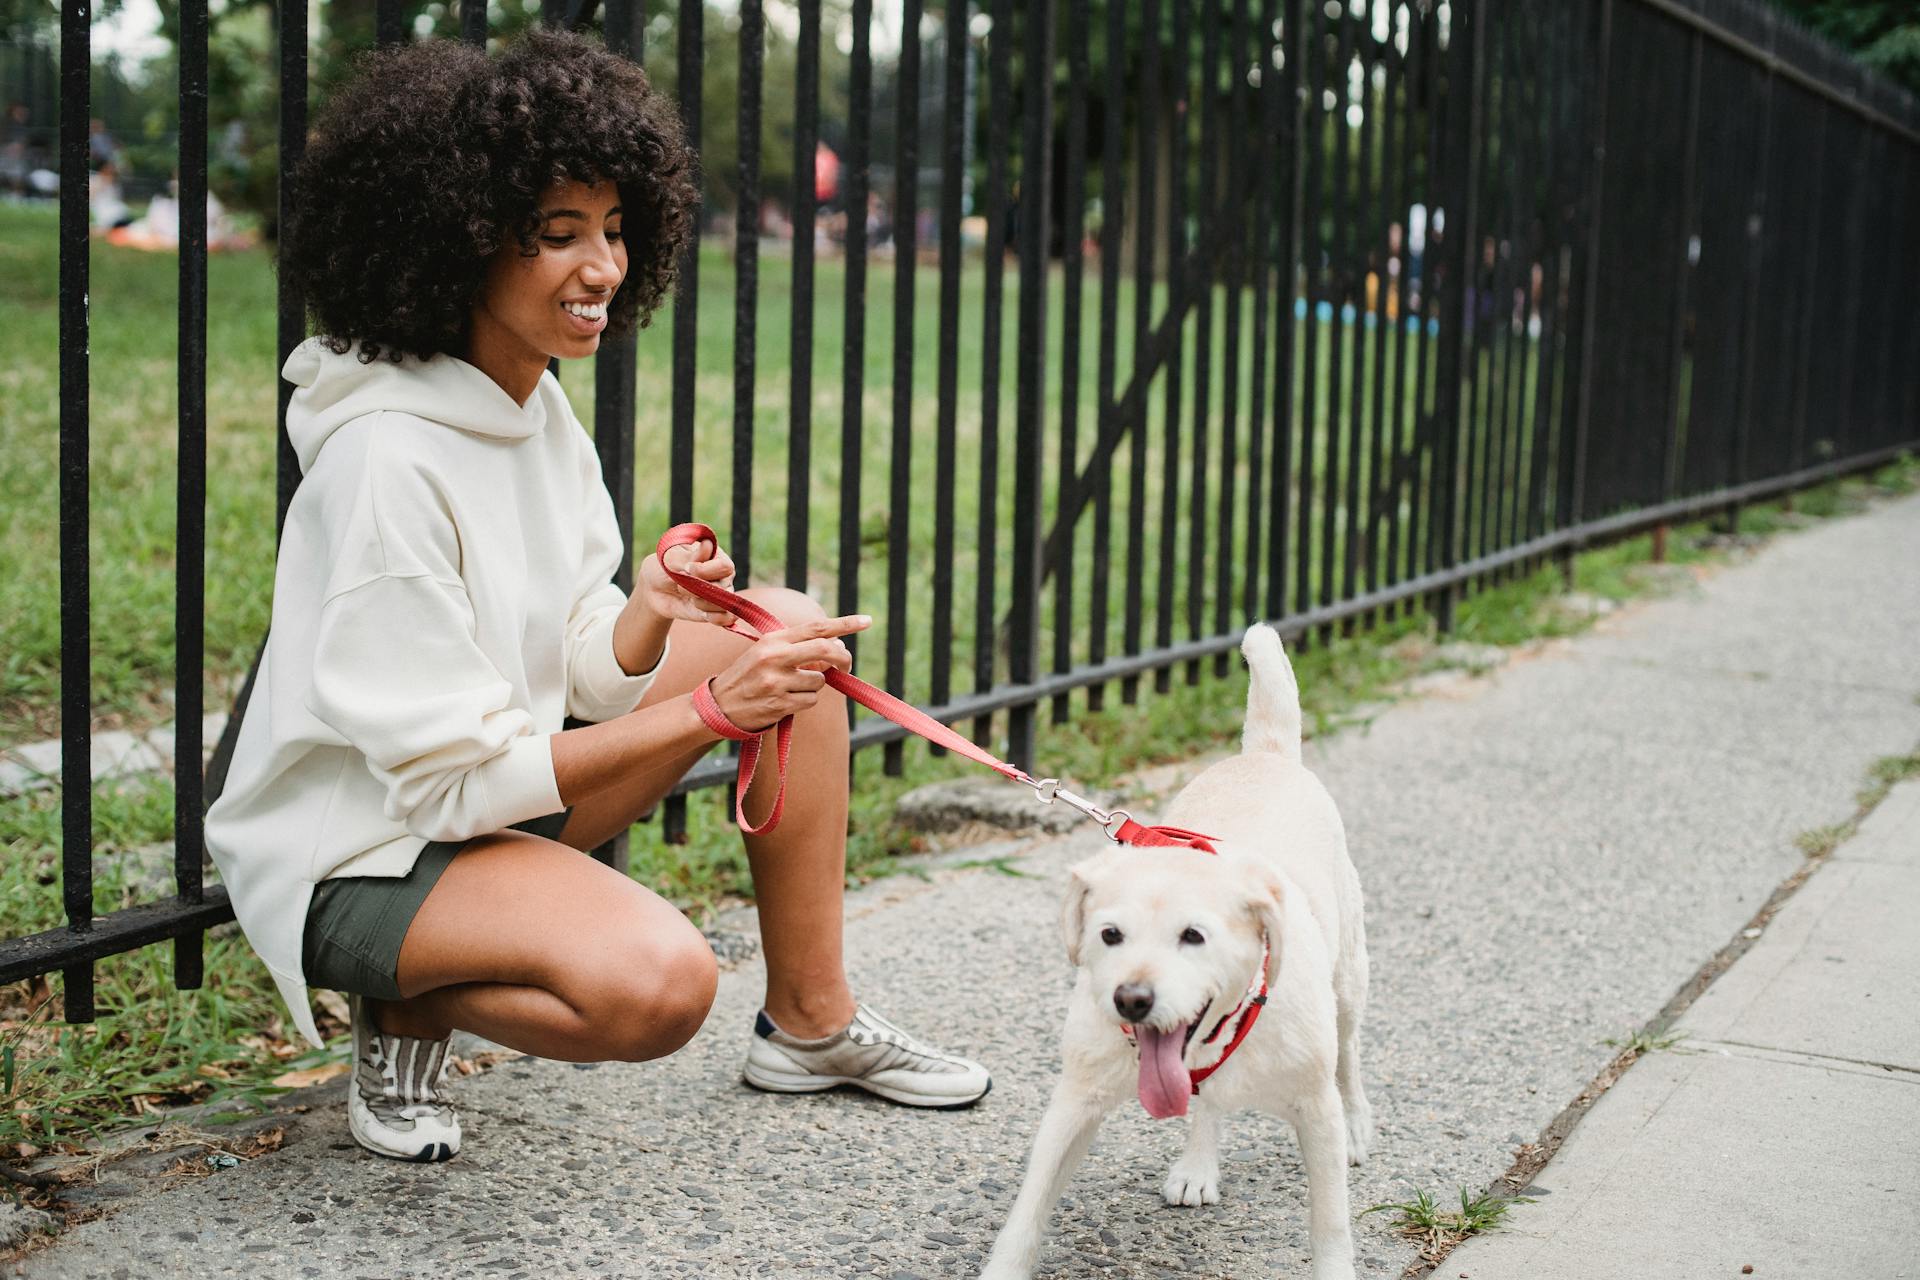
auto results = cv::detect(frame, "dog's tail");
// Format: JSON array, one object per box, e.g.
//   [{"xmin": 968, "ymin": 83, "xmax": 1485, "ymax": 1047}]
[{"xmin": 1240, "ymin": 623, "xmax": 1302, "ymax": 762}]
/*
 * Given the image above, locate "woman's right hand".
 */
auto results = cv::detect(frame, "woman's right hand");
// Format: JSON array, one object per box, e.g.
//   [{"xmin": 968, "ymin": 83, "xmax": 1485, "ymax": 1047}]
[{"xmin": 707, "ymin": 614, "xmax": 870, "ymax": 731}]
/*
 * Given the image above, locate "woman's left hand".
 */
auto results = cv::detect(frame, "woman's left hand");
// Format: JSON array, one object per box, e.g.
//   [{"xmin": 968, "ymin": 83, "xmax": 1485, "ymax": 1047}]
[{"xmin": 635, "ymin": 535, "xmax": 739, "ymax": 627}]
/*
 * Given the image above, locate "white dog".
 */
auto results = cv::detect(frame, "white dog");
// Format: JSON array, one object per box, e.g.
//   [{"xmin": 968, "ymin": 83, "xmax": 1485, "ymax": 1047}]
[{"xmin": 981, "ymin": 624, "xmax": 1371, "ymax": 1280}]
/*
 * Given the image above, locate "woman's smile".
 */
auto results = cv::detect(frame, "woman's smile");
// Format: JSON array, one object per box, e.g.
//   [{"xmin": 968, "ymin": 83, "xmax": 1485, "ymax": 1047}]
[{"xmin": 561, "ymin": 296, "xmax": 610, "ymax": 334}]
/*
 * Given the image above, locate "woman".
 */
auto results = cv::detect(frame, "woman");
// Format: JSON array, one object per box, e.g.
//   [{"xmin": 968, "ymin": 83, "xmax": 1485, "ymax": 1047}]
[{"xmin": 206, "ymin": 29, "xmax": 989, "ymax": 1164}]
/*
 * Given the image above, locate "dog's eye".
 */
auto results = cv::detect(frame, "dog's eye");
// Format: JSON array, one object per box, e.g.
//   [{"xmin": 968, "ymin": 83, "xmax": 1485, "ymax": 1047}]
[
  {"xmin": 1179, "ymin": 927, "xmax": 1206, "ymax": 946},
  {"xmin": 1099, "ymin": 926, "xmax": 1124, "ymax": 946}
]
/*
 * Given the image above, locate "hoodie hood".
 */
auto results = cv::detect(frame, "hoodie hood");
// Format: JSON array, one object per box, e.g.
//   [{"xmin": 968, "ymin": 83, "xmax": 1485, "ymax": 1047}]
[{"xmin": 281, "ymin": 337, "xmax": 549, "ymax": 473}]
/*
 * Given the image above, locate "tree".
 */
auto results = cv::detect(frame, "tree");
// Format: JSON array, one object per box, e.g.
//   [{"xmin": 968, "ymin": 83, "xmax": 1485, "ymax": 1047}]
[{"xmin": 1770, "ymin": 0, "xmax": 1920, "ymax": 96}]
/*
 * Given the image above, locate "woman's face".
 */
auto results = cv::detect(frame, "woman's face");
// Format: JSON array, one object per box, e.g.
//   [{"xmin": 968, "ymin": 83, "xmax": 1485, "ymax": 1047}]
[{"xmin": 467, "ymin": 177, "xmax": 626, "ymax": 395}]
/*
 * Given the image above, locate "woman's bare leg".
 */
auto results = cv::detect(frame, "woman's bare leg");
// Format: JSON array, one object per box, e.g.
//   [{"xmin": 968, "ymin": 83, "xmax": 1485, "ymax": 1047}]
[
  {"xmin": 371, "ymin": 585, "xmax": 852, "ymax": 1054},
  {"xmin": 373, "ymin": 829, "xmax": 718, "ymax": 1061},
  {"xmin": 556, "ymin": 587, "xmax": 857, "ymax": 1038}
]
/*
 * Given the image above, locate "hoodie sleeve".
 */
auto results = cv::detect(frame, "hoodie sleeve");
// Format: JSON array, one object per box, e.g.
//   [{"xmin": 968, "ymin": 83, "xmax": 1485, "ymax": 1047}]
[
  {"xmin": 307, "ymin": 572, "xmax": 565, "ymax": 842},
  {"xmin": 561, "ymin": 424, "xmax": 667, "ymax": 723}
]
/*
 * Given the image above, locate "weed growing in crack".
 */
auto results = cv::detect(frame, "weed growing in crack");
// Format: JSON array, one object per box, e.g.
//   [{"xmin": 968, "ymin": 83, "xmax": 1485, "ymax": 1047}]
[
  {"xmin": 1795, "ymin": 822, "xmax": 1854, "ymax": 859},
  {"xmin": 1360, "ymin": 1187, "xmax": 1532, "ymax": 1259},
  {"xmin": 1857, "ymin": 751, "xmax": 1920, "ymax": 810},
  {"xmin": 1601, "ymin": 1026, "xmax": 1686, "ymax": 1056}
]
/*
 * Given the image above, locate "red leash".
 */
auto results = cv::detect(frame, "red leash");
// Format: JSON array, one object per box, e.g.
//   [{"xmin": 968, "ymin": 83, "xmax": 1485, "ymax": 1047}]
[{"xmin": 654, "ymin": 523, "xmax": 1219, "ymax": 851}]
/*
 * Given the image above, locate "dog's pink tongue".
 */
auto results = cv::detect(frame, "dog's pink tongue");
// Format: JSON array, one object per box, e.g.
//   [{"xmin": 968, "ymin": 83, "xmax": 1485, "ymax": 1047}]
[{"xmin": 1135, "ymin": 1025, "xmax": 1191, "ymax": 1118}]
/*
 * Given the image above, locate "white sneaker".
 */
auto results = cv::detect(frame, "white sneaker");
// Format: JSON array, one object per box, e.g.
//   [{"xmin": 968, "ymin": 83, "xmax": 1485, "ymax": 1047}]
[
  {"xmin": 744, "ymin": 1005, "xmax": 992, "ymax": 1109},
  {"xmin": 346, "ymin": 994, "xmax": 462, "ymax": 1162}
]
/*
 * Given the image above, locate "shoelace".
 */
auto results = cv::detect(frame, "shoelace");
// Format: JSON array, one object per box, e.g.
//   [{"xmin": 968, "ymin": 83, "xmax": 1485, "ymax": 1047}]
[{"xmin": 850, "ymin": 1012, "xmax": 962, "ymax": 1070}]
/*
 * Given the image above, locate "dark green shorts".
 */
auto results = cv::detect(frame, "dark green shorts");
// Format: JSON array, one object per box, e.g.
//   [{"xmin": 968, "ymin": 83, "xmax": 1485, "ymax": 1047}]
[{"xmin": 302, "ymin": 809, "xmax": 573, "ymax": 1000}]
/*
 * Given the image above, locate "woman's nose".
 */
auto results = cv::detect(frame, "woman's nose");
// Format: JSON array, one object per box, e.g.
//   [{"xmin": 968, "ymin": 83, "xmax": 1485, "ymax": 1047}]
[{"xmin": 580, "ymin": 240, "xmax": 622, "ymax": 288}]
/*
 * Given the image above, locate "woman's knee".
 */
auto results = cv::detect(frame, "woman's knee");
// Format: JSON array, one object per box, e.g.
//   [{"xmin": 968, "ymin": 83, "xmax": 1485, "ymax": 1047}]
[
  {"xmin": 578, "ymin": 928, "xmax": 719, "ymax": 1062},
  {"xmin": 737, "ymin": 585, "xmax": 826, "ymax": 629}
]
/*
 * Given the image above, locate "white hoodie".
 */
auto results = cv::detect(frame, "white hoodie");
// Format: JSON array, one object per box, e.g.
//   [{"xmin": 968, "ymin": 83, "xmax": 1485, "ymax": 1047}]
[{"xmin": 205, "ymin": 338, "xmax": 662, "ymax": 1047}]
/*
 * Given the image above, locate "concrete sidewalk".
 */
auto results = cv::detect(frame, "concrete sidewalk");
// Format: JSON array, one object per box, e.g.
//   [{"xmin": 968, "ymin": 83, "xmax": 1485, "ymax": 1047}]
[
  {"xmin": 1447, "ymin": 778, "xmax": 1920, "ymax": 1280},
  {"xmin": 18, "ymin": 490, "xmax": 1920, "ymax": 1280}
]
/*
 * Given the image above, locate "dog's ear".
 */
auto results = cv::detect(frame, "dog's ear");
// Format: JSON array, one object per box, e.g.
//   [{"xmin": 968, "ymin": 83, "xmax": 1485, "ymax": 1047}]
[
  {"xmin": 1060, "ymin": 858, "xmax": 1101, "ymax": 966},
  {"xmin": 1247, "ymin": 870, "xmax": 1287, "ymax": 989}
]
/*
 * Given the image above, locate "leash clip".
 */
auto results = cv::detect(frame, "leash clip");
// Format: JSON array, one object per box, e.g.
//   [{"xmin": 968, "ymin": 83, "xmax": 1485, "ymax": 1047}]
[{"xmin": 1026, "ymin": 776, "xmax": 1132, "ymax": 842}]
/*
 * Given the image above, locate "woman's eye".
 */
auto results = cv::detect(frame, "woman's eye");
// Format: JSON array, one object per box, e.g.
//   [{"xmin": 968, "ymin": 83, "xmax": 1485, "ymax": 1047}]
[
  {"xmin": 1099, "ymin": 926, "xmax": 1123, "ymax": 946},
  {"xmin": 541, "ymin": 235, "xmax": 575, "ymax": 247},
  {"xmin": 1179, "ymin": 927, "xmax": 1205, "ymax": 946},
  {"xmin": 606, "ymin": 230, "xmax": 624, "ymax": 242}
]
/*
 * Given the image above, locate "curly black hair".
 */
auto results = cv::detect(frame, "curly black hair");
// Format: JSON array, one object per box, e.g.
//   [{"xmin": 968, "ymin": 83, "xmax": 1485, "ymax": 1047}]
[{"xmin": 281, "ymin": 28, "xmax": 699, "ymax": 363}]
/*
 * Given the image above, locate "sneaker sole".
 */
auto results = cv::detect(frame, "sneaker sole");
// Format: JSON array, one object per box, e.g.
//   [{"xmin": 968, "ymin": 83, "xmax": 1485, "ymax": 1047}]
[
  {"xmin": 349, "ymin": 1127, "xmax": 460, "ymax": 1163},
  {"xmin": 742, "ymin": 1066, "xmax": 992, "ymax": 1111},
  {"xmin": 348, "ymin": 1095, "xmax": 461, "ymax": 1163}
]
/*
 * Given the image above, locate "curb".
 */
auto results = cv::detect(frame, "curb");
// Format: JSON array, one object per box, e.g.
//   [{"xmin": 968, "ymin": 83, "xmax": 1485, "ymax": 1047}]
[{"xmin": 0, "ymin": 716, "xmax": 227, "ymax": 800}]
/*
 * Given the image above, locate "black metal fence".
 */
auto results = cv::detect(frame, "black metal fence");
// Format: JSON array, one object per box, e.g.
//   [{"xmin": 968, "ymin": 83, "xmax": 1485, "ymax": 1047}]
[{"xmin": 6, "ymin": 0, "xmax": 1917, "ymax": 1021}]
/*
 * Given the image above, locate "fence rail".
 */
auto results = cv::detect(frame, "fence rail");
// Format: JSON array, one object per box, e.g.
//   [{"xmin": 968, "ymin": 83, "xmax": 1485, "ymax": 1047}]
[{"xmin": 6, "ymin": 0, "xmax": 1917, "ymax": 1017}]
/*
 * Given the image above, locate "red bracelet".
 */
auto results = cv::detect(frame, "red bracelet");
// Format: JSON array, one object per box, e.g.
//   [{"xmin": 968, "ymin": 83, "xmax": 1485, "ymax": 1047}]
[{"xmin": 692, "ymin": 677, "xmax": 761, "ymax": 741}]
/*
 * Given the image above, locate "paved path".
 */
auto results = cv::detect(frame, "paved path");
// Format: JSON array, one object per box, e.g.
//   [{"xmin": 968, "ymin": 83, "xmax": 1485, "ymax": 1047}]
[
  {"xmin": 1447, "ymin": 778, "xmax": 1920, "ymax": 1280},
  {"xmin": 22, "ymin": 491, "xmax": 1920, "ymax": 1279}
]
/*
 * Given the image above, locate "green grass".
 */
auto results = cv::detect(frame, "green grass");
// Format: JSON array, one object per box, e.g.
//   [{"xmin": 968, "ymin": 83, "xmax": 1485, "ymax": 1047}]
[
  {"xmin": 1360, "ymin": 1186, "xmax": 1532, "ymax": 1256},
  {"xmin": 1787, "ymin": 744, "xmax": 1920, "ymax": 863},
  {"xmin": 1858, "ymin": 749, "xmax": 1920, "ymax": 811},
  {"xmin": 950, "ymin": 855, "xmax": 1041, "ymax": 878},
  {"xmin": 1601, "ymin": 1025, "xmax": 1686, "ymax": 1056},
  {"xmin": 1795, "ymin": 822, "xmax": 1853, "ymax": 859},
  {"xmin": 0, "ymin": 777, "xmax": 317, "ymax": 1153}
]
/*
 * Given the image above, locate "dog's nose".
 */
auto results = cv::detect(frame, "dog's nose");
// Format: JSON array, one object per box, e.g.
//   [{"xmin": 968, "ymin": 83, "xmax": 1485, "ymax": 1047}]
[{"xmin": 1113, "ymin": 984, "xmax": 1155, "ymax": 1023}]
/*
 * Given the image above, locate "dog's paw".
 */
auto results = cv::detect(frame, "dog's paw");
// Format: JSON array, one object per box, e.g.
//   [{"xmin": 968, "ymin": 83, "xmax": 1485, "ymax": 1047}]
[
  {"xmin": 1161, "ymin": 1162, "xmax": 1221, "ymax": 1207},
  {"xmin": 1345, "ymin": 1106, "xmax": 1373, "ymax": 1166}
]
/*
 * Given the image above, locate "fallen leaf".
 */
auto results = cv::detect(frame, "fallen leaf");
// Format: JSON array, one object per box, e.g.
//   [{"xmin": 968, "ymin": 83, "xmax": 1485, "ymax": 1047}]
[
  {"xmin": 235, "ymin": 1127, "xmax": 286, "ymax": 1158},
  {"xmin": 313, "ymin": 990, "xmax": 350, "ymax": 1025},
  {"xmin": 270, "ymin": 1062, "xmax": 350, "ymax": 1089},
  {"xmin": 196, "ymin": 1063, "xmax": 231, "ymax": 1080}
]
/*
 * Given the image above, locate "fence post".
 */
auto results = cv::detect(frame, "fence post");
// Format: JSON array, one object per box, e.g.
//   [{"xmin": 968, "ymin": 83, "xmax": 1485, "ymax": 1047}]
[
  {"xmin": 1726, "ymin": 14, "xmax": 1775, "ymax": 537},
  {"xmin": 664, "ymin": 0, "xmax": 705, "ymax": 843},
  {"xmin": 1007, "ymin": 0, "xmax": 1054, "ymax": 773},
  {"xmin": 1264, "ymin": 0, "xmax": 1304, "ymax": 626},
  {"xmin": 883, "ymin": 0, "xmax": 921, "ymax": 776},
  {"xmin": 1121, "ymin": 0, "xmax": 1159, "ymax": 707},
  {"xmin": 1429, "ymin": 0, "xmax": 1484, "ymax": 633},
  {"xmin": 933, "ymin": 0, "xmax": 968, "ymax": 737},
  {"xmin": 175, "ymin": 0, "xmax": 211, "ymax": 988},
  {"xmin": 1053, "ymin": 0, "xmax": 1088, "ymax": 717},
  {"xmin": 274, "ymin": 0, "xmax": 307, "ymax": 534},
  {"xmin": 786, "ymin": 0, "xmax": 819, "ymax": 591},
  {"xmin": 1560, "ymin": 0, "xmax": 1612, "ymax": 589},
  {"xmin": 1658, "ymin": 29, "xmax": 1702, "ymax": 526},
  {"xmin": 59, "ymin": 0, "xmax": 95, "ymax": 1024}
]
